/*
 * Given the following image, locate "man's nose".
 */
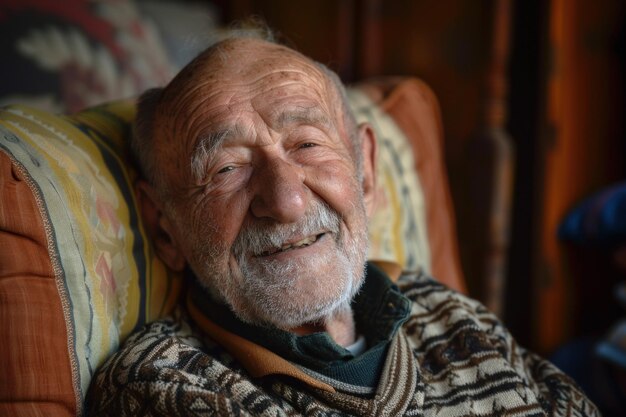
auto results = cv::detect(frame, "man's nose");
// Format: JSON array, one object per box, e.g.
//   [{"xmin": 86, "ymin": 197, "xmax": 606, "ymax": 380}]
[{"xmin": 250, "ymin": 157, "xmax": 309, "ymax": 223}]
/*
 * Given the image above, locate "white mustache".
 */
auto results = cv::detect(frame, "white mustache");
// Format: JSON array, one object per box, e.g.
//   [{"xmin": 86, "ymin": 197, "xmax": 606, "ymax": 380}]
[{"xmin": 233, "ymin": 200, "xmax": 341, "ymax": 258}]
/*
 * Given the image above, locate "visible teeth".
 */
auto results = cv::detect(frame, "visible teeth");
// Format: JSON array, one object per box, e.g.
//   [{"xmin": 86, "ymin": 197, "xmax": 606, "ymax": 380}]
[
  {"xmin": 261, "ymin": 234, "xmax": 321, "ymax": 256},
  {"xmin": 280, "ymin": 236, "xmax": 315, "ymax": 251}
]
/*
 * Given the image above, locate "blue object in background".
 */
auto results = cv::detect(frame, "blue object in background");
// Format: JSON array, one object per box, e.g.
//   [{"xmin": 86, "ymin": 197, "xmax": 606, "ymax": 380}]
[
  {"xmin": 556, "ymin": 181, "xmax": 626, "ymax": 416},
  {"xmin": 551, "ymin": 337, "xmax": 626, "ymax": 417},
  {"xmin": 558, "ymin": 182, "xmax": 626, "ymax": 247}
]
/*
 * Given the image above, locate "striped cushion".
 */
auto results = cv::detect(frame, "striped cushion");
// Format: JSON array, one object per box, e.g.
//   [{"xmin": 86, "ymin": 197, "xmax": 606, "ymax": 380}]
[
  {"xmin": 349, "ymin": 89, "xmax": 431, "ymax": 272},
  {"xmin": 354, "ymin": 78, "xmax": 465, "ymax": 293},
  {"xmin": 0, "ymin": 102, "xmax": 180, "ymax": 417}
]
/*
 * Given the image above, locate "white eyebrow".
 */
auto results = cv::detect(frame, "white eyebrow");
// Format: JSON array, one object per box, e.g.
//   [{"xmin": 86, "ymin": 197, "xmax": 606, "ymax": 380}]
[{"xmin": 189, "ymin": 127, "xmax": 235, "ymax": 182}]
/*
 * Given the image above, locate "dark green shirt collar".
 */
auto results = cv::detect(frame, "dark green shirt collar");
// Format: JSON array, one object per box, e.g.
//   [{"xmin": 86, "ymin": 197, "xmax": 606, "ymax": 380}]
[{"xmin": 189, "ymin": 261, "xmax": 411, "ymax": 388}]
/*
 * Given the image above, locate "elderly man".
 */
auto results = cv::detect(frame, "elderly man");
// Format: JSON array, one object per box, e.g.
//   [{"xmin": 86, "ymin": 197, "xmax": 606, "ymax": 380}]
[{"xmin": 87, "ymin": 36, "xmax": 599, "ymax": 416}]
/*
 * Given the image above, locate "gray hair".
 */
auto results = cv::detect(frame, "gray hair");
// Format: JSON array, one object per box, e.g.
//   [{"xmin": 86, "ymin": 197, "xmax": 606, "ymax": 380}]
[
  {"xmin": 131, "ymin": 34, "xmax": 362, "ymax": 198},
  {"xmin": 132, "ymin": 87, "xmax": 165, "ymax": 192}
]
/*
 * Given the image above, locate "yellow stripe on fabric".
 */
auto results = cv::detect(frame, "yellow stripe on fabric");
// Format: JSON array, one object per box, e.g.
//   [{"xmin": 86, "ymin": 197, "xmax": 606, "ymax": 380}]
[
  {"xmin": 382, "ymin": 164, "xmax": 406, "ymax": 267},
  {"xmin": 67, "ymin": 107, "xmax": 143, "ymax": 339},
  {"xmin": 70, "ymin": 102, "xmax": 147, "ymax": 329},
  {"xmin": 0, "ymin": 106, "xmax": 138, "ymax": 362},
  {"xmin": 347, "ymin": 88, "xmax": 431, "ymax": 273},
  {"xmin": 1, "ymin": 112, "xmax": 108, "ymax": 400},
  {"xmin": 1, "ymin": 102, "xmax": 180, "ymax": 404},
  {"xmin": 68, "ymin": 102, "xmax": 180, "ymax": 328},
  {"xmin": 1, "ymin": 109, "xmax": 122, "ymax": 344},
  {"xmin": 70, "ymin": 101, "xmax": 136, "ymax": 134}
]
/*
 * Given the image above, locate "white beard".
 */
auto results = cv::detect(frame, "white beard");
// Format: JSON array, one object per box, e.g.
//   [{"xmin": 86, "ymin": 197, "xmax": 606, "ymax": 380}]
[{"xmin": 189, "ymin": 198, "xmax": 369, "ymax": 330}]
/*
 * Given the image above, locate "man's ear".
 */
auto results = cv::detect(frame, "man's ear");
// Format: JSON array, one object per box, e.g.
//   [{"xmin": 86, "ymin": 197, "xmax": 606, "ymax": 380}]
[
  {"xmin": 357, "ymin": 122, "xmax": 377, "ymax": 217},
  {"xmin": 136, "ymin": 180, "xmax": 186, "ymax": 272}
]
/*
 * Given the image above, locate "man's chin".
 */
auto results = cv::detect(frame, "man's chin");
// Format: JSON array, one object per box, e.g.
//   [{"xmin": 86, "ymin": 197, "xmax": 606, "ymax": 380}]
[
  {"xmin": 237, "ymin": 265, "xmax": 364, "ymax": 329},
  {"xmin": 243, "ymin": 289, "xmax": 355, "ymax": 330}
]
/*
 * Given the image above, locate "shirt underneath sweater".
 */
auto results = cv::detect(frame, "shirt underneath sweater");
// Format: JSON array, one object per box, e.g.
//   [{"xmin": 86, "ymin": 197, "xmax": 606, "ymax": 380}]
[
  {"xmin": 86, "ymin": 264, "xmax": 600, "ymax": 417},
  {"xmin": 187, "ymin": 262, "xmax": 410, "ymax": 392}
]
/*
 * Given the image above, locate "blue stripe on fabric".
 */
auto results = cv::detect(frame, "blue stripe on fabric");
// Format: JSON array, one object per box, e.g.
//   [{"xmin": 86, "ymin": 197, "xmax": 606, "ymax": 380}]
[{"xmin": 70, "ymin": 117, "xmax": 148, "ymax": 332}]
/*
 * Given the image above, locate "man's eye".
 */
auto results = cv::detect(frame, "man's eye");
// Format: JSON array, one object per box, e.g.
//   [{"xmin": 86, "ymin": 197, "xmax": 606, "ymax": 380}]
[
  {"xmin": 217, "ymin": 166, "xmax": 235, "ymax": 174},
  {"xmin": 299, "ymin": 143, "xmax": 316, "ymax": 149}
]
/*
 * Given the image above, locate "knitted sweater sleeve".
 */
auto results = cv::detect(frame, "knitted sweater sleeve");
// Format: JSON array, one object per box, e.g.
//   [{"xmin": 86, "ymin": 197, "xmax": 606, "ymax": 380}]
[
  {"xmin": 85, "ymin": 316, "xmax": 292, "ymax": 417},
  {"xmin": 469, "ymin": 298, "xmax": 601, "ymax": 416},
  {"xmin": 509, "ymin": 339, "xmax": 601, "ymax": 417},
  {"xmin": 399, "ymin": 272, "xmax": 601, "ymax": 417}
]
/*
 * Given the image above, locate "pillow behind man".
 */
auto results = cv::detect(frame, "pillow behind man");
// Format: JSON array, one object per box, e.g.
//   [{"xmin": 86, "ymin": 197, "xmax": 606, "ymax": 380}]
[{"xmin": 0, "ymin": 101, "xmax": 180, "ymax": 417}]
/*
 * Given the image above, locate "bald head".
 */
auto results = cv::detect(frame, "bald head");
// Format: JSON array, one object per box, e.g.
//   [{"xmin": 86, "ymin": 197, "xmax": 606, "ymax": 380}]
[{"xmin": 133, "ymin": 38, "xmax": 359, "ymax": 199}]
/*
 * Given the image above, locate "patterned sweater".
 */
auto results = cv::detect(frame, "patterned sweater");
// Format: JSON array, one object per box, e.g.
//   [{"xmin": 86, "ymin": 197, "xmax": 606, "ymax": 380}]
[{"xmin": 87, "ymin": 270, "xmax": 600, "ymax": 417}]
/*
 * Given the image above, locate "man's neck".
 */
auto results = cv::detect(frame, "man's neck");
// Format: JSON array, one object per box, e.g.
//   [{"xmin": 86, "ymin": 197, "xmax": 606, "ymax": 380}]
[{"xmin": 291, "ymin": 306, "xmax": 356, "ymax": 347}]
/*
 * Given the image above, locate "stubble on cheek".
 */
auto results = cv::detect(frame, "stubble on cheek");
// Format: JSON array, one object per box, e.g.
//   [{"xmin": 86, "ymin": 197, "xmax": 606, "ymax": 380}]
[{"xmin": 182, "ymin": 213, "xmax": 235, "ymax": 301}]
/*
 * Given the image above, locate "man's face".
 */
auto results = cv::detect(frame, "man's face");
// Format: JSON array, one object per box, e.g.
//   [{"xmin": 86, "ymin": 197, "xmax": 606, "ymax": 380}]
[{"xmin": 154, "ymin": 40, "xmax": 373, "ymax": 329}]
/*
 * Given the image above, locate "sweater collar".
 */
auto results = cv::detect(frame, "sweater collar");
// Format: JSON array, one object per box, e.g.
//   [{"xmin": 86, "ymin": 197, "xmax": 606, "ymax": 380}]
[{"xmin": 186, "ymin": 260, "xmax": 410, "ymax": 390}]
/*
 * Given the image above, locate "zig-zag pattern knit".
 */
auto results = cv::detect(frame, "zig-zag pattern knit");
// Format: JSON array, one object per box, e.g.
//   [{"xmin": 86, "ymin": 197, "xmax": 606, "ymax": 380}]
[{"xmin": 87, "ymin": 272, "xmax": 599, "ymax": 417}]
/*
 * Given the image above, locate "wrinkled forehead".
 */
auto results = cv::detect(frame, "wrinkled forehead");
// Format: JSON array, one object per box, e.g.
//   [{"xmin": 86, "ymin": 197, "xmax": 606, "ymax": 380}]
[{"xmin": 153, "ymin": 40, "xmax": 343, "ymax": 172}]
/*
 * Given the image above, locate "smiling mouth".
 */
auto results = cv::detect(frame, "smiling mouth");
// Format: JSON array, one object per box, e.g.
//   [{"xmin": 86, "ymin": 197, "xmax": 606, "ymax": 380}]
[{"xmin": 258, "ymin": 233, "xmax": 325, "ymax": 257}]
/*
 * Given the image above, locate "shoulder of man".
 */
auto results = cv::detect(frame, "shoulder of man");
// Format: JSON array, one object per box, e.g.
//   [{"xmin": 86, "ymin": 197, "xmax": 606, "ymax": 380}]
[
  {"xmin": 396, "ymin": 270, "xmax": 601, "ymax": 417},
  {"xmin": 85, "ymin": 309, "xmax": 290, "ymax": 417}
]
